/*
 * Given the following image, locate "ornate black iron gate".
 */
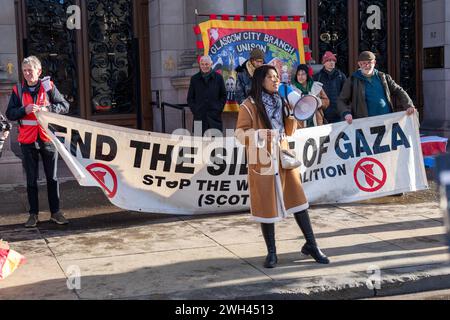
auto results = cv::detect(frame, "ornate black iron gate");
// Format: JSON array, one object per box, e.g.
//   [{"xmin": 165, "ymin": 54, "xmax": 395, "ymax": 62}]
[
  {"xmin": 316, "ymin": 1, "xmax": 349, "ymax": 75},
  {"xmin": 397, "ymin": 0, "xmax": 418, "ymax": 103},
  {"xmin": 309, "ymin": 0, "xmax": 421, "ymax": 106},
  {"xmin": 87, "ymin": 0, "xmax": 135, "ymax": 115},
  {"xmin": 358, "ymin": 0, "xmax": 388, "ymax": 73},
  {"xmin": 17, "ymin": 0, "xmax": 149, "ymax": 128},
  {"xmin": 23, "ymin": 0, "xmax": 79, "ymax": 115}
]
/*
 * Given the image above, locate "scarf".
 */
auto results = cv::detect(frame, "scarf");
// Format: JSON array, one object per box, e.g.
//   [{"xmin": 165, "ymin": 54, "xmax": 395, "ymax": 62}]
[
  {"xmin": 262, "ymin": 91, "xmax": 284, "ymax": 134},
  {"xmin": 201, "ymin": 70, "xmax": 213, "ymax": 82},
  {"xmin": 294, "ymin": 78, "xmax": 314, "ymax": 95},
  {"xmin": 246, "ymin": 60, "xmax": 257, "ymax": 78}
]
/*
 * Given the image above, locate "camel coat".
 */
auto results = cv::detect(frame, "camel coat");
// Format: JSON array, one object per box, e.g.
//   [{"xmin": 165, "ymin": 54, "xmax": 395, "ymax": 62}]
[{"xmin": 235, "ymin": 97, "xmax": 309, "ymax": 223}]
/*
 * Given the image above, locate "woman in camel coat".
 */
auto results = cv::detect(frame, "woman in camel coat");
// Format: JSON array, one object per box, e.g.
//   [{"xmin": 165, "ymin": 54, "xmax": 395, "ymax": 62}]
[{"xmin": 235, "ymin": 65, "xmax": 330, "ymax": 268}]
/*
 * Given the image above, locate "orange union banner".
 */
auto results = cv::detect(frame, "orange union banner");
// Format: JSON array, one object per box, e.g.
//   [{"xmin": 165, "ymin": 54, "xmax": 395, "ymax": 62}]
[{"xmin": 197, "ymin": 19, "xmax": 307, "ymax": 112}]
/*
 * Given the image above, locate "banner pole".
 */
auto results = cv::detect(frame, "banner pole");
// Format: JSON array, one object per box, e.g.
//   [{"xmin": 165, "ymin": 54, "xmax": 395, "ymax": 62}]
[
  {"xmin": 194, "ymin": 8, "xmax": 202, "ymax": 60},
  {"xmin": 194, "ymin": 12, "xmax": 306, "ymax": 20},
  {"xmin": 194, "ymin": 9, "xmax": 306, "ymax": 19}
]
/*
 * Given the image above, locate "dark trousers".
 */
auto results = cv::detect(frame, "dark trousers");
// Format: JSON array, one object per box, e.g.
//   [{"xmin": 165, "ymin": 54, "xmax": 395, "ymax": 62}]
[
  {"xmin": 20, "ymin": 139, "xmax": 59, "ymax": 215},
  {"xmin": 192, "ymin": 115, "xmax": 223, "ymax": 136}
]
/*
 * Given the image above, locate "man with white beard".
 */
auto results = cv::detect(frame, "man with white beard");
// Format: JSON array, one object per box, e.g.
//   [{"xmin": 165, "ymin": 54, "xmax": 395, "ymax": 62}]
[{"xmin": 338, "ymin": 51, "xmax": 416, "ymax": 124}]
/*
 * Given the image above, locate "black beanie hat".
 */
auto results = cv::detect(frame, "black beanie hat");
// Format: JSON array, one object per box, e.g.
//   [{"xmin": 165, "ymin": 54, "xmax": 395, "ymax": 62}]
[{"xmin": 296, "ymin": 64, "xmax": 312, "ymax": 80}]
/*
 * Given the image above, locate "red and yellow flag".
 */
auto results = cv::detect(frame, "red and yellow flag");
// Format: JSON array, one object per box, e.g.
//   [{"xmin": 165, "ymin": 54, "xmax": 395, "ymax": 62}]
[{"xmin": 197, "ymin": 19, "xmax": 309, "ymax": 112}]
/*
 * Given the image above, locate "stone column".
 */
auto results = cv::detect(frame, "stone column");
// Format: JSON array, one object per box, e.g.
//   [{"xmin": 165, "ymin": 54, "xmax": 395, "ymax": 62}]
[
  {"xmin": 421, "ymin": 0, "xmax": 450, "ymax": 140},
  {"xmin": 246, "ymin": 0, "xmax": 263, "ymax": 15},
  {"xmin": 262, "ymin": 0, "xmax": 306, "ymax": 15},
  {"xmin": 0, "ymin": 0, "xmax": 23, "ymax": 184},
  {"xmin": 0, "ymin": 81, "xmax": 24, "ymax": 184},
  {"xmin": 188, "ymin": 0, "xmax": 246, "ymax": 131},
  {"xmin": 0, "ymin": 0, "xmax": 19, "ymax": 82},
  {"xmin": 195, "ymin": 0, "xmax": 244, "ymax": 15},
  {"xmin": 150, "ymin": 0, "xmax": 246, "ymax": 133}
]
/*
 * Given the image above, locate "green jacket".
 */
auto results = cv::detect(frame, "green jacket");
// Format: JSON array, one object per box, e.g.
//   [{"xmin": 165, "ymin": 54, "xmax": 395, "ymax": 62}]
[{"xmin": 337, "ymin": 70, "xmax": 413, "ymax": 119}]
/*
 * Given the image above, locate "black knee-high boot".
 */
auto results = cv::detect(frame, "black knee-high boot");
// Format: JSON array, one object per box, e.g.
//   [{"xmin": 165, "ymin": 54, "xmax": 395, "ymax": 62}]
[
  {"xmin": 294, "ymin": 210, "xmax": 330, "ymax": 264},
  {"xmin": 260, "ymin": 223, "xmax": 278, "ymax": 268}
]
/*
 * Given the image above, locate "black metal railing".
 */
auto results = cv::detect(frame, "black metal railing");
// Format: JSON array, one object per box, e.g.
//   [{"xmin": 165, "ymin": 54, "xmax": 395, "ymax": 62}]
[
  {"xmin": 160, "ymin": 102, "xmax": 189, "ymax": 133},
  {"xmin": 151, "ymin": 90, "xmax": 189, "ymax": 133}
]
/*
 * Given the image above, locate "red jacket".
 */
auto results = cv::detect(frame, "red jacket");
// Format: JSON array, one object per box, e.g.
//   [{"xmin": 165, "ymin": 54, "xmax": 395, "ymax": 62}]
[{"xmin": 12, "ymin": 82, "xmax": 53, "ymax": 144}]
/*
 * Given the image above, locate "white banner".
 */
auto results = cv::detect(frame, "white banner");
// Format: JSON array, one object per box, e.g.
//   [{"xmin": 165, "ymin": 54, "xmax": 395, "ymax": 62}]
[{"xmin": 36, "ymin": 111, "xmax": 428, "ymax": 214}]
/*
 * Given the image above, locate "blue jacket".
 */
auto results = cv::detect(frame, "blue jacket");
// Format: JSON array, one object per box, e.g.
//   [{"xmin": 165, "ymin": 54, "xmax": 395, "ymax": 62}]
[
  {"xmin": 337, "ymin": 69, "xmax": 414, "ymax": 119},
  {"xmin": 235, "ymin": 60, "xmax": 253, "ymax": 104},
  {"xmin": 353, "ymin": 70, "xmax": 391, "ymax": 117}
]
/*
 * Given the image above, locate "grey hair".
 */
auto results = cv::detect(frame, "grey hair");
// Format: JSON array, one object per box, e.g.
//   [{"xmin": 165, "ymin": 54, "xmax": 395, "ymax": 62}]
[
  {"xmin": 22, "ymin": 56, "xmax": 42, "ymax": 70},
  {"xmin": 199, "ymin": 55, "xmax": 213, "ymax": 64}
]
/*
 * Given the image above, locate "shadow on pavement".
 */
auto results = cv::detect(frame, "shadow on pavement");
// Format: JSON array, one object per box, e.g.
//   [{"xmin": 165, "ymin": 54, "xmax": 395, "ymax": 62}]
[{"xmin": 1, "ymin": 249, "xmax": 449, "ymax": 300}]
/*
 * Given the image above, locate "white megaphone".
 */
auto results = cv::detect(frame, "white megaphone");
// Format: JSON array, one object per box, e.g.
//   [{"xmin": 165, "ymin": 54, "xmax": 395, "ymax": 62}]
[{"xmin": 279, "ymin": 83, "xmax": 319, "ymax": 121}]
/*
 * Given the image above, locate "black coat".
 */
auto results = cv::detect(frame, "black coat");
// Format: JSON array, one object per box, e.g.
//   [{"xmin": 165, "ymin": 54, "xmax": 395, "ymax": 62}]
[
  {"xmin": 314, "ymin": 68, "xmax": 347, "ymax": 123},
  {"xmin": 187, "ymin": 71, "xmax": 226, "ymax": 132}
]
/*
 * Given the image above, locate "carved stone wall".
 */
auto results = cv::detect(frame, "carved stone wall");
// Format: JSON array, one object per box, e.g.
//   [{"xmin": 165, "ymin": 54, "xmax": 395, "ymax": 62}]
[
  {"xmin": 0, "ymin": 81, "xmax": 25, "ymax": 184},
  {"xmin": 421, "ymin": 0, "xmax": 450, "ymax": 140}
]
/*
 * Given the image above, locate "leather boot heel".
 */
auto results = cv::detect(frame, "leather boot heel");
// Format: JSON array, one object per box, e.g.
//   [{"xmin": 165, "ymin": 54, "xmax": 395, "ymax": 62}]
[
  {"xmin": 294, "ymin": 210, "xmax": 330, "ymax": 264},
  {"xmin": 301, "ymin": 243, "xmax": 330, "ymax": 264},
  {"xmin": 300, "ymin": 246, "xmax": 310, "ymax": 256}
]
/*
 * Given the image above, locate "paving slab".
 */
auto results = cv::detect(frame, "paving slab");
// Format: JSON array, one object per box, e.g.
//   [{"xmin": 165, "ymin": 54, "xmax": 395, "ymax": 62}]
[
  {"xmin": 58, "ymin": 246, "xmax": 269, "ymax": 300},
  {"xmin": 0, "ymin": 229, "xmax": 52, "ymax": 258},
  {"xmin": 180, "ymin": 211, "xmax": 345, "ymax": 247},
  {"xmin": 0, "ymin": 255, "xmax": 77, "ymax": 300},
  {"xmin": 1, "ymin": 178, "xmax": 449, "ymax": 300},
  {"xmin": 226, "ymin": 234, "xmax": 402, "ymax": 278},
  {"xmin": 44, "ymin": 220, "xmax": 219, "ymax": 262}
]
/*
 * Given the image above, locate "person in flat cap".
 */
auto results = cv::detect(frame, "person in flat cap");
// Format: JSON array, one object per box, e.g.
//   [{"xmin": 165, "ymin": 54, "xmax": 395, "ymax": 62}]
[
  {"xmin": 235, "ymin": 48, "xmax": 265, "ymax": 104},
  {"xmin": 337, "ymin": 51, "xmax": 416, "ymax": 124},
  {"xmin": 313, "ymin": 51, "xmax": 347, "ymax": 123}
]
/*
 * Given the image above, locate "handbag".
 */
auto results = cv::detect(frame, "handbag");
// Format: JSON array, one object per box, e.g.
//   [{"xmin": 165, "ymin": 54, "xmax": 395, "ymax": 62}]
[{"xmin": 279, "ymin": 146, "xmax": 302, "ymax": 170}]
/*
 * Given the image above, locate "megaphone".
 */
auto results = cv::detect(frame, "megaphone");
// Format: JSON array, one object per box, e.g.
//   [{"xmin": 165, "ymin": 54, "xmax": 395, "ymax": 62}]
[{"xmin": 279, "ymin": 83, "xmax": 319, "ymax": 121}]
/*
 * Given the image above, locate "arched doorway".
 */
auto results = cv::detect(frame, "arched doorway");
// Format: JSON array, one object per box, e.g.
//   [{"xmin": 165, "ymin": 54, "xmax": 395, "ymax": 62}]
[
  {"xmin": 15, "ymin": 0, "xmax": 151, "ymax": 129},
  {"xmin": 308, "ymin": 0, "xmax": 423, "ymax": 115}
]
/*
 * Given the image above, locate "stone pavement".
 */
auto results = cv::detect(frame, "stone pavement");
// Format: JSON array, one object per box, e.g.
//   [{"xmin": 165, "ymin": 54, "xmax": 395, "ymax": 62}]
[{"xmin": 0, "ymin": 174, "xmax": 449, "ymax": 300}]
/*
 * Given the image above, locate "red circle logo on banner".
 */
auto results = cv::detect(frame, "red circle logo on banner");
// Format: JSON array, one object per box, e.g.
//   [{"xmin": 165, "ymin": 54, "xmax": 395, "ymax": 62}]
[
  {"xmin": 86, "ymin": 163, "xmax": 118, "ymax": 198},
  {"xmin": 353, "ymin": 158, "xmax": 387, "ymax": 192}
]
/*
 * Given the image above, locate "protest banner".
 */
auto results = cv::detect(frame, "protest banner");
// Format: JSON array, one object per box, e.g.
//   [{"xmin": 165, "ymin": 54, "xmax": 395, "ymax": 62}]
[{"xmin": 36, "ymin": 111, "xmax": 428, "ymax": 215}]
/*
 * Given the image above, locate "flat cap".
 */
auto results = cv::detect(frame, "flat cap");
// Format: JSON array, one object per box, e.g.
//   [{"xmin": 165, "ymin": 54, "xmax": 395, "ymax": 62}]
[{"xmin": 358, "ymin": 51, "xmax": 376, "ymax": 61}]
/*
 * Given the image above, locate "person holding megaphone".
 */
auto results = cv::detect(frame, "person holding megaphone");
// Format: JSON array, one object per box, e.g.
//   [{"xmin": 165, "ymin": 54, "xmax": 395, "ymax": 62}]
[
  {"xmin": 235, "ymin": 65, "xmax": 330, "ymax": 269},
  {"xmin": 290, "ymin": 64, "xmax": 330, "ymax": 128}
]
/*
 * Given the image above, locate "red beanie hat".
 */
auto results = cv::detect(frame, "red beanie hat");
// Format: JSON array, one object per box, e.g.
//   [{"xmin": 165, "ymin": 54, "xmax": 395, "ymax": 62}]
[{"xmin": 321, "ymin": 51, "xmax": 337, "ymax": 64}]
